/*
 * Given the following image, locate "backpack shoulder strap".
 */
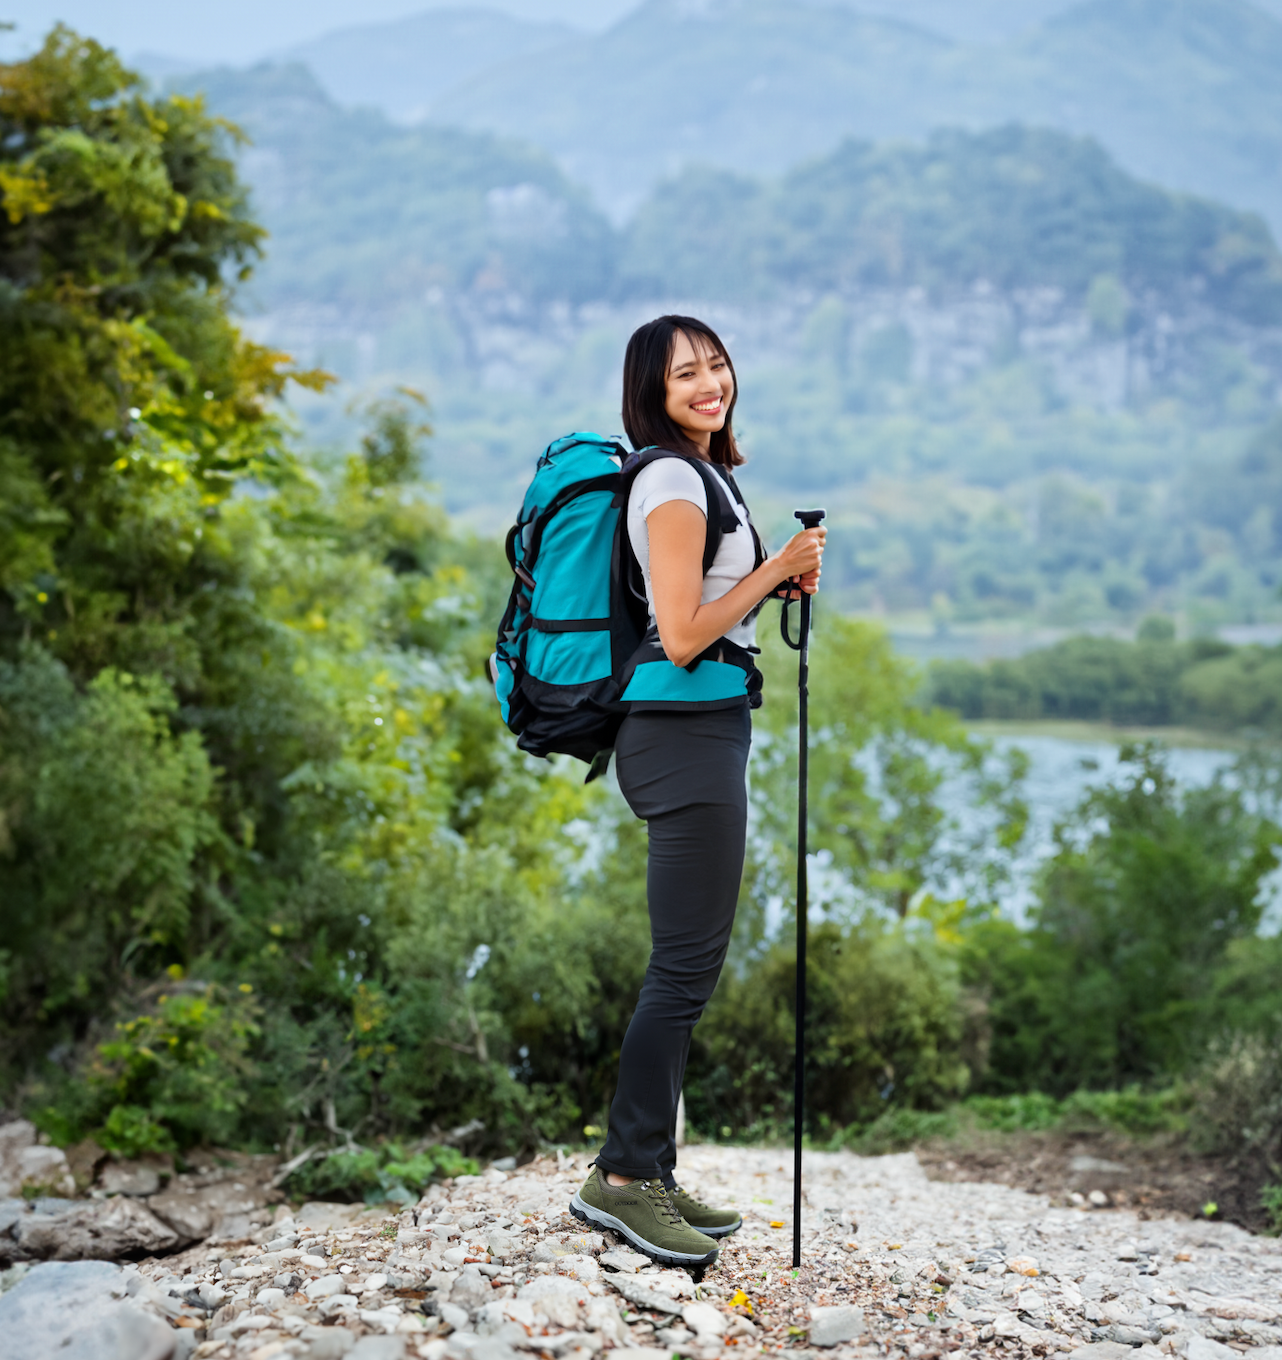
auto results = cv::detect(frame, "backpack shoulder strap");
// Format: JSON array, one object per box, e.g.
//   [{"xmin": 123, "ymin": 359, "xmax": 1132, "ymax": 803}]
[{"xmin": 621, "ymin": 447, "xmax": 735, "ymax": 575}]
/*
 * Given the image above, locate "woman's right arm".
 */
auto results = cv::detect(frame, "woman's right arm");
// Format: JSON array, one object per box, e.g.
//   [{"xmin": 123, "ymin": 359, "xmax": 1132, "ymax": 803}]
[{"xmin": 646, "ymin": 501, "xmax": 826, "ymax": 668}]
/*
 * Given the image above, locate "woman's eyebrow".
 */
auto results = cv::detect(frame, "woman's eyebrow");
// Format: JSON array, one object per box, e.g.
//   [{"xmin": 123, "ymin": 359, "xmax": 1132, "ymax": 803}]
[{"xmin": 668, "ymin": 350, "xmax": 723, "ymax": 375}]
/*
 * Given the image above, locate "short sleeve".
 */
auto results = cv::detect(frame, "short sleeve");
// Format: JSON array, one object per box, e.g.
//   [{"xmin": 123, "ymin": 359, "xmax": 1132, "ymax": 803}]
[{"xmin": 632, "ymin": 459, "xmax": 708, "ymax": 521}]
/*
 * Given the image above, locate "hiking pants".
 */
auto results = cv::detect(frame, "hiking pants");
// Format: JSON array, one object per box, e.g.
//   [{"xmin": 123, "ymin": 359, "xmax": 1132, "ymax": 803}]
[{"xmin": 596, "ymin": 701, "xmax": 751, "ymax": 1186}]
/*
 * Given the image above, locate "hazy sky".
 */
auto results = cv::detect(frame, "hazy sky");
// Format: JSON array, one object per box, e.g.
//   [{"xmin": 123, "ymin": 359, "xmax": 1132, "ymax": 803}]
[{"xmin": 0, "ymin": 1, "xmax": 636, "ymax": 64}]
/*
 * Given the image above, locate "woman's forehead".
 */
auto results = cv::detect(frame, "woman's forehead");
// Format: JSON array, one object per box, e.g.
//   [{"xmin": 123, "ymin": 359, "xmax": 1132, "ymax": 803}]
[{"xmin": 668, "ymin": 329, "xmax": 722, "ymax": 369}]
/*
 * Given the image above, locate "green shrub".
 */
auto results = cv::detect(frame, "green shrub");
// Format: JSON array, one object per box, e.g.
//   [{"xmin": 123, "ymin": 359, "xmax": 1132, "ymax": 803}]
[
  {"xmin": 845, "ymin": 1107, "xmax": 959, "ymax": 1154},
  {"xmin": 965, "ymin": 1092, "xmax": 1064, "ymax": 1132},
  {"xmin": 283, "ymin": 1141, "xmax": 478, "ymax": 1205},
  {"xmin": 1061, "ymin": 1085, "xmax": 1190, "ymax": 1136},
  {"xmin": 688, "ymin": 919, "xmax": 970, "ymax": 1137}
]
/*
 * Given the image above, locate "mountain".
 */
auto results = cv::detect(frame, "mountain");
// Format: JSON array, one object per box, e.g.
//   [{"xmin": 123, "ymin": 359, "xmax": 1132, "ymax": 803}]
[
  {"xmin": 620, "ymin": 128, "xmax": 1282, "ymax": 325},
  {"xmin": 273, "ymin": 6, "xmax": 579, "ymax": 123},
  {"xmin": 825, "ymin": 0, "xmax": 1282, "ymax": 40},
  {"xmin": 432, "ymin": 0, "xmax": 1282, "ymax": 230},
  {"xmin": 185, "ymin": 64, "xmax": 616, "ymax": 318}
]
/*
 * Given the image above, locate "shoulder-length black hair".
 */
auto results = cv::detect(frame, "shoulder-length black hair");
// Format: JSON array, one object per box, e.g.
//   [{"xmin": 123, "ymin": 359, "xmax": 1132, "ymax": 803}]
[{"xmin": 621, "ymin": 314, "xmax": 745, "ymax": 467}]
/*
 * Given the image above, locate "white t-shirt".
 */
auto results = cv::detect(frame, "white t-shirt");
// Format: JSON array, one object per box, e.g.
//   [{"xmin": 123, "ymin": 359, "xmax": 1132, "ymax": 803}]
[{"xmin": 627, "ymin": 458, "xmax": 760, "ymax": 650}]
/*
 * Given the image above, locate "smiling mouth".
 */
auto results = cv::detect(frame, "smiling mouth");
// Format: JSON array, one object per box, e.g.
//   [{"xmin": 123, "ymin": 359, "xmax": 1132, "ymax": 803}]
[{"xmin": 691, "ymin": 398, "xmax": 722, "ymax": 414}]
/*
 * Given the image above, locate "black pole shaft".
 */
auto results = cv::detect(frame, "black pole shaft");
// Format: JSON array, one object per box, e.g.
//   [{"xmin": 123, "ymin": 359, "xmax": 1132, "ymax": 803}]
[{"xmin": 792, "ymin": 588, "xmax": 812, "ymax": 1270}]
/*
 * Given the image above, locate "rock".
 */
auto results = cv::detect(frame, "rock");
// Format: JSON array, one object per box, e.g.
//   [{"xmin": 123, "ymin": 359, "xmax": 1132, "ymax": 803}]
[
  {"xmin": 350, "ymin": 1338, "xmax": 408, "ymax": 1359},
  {"xmin": 15, "ymin": 1194, "xmax": 178, "ymax": 1260},
  {"xmin": 1072, "ymin": 1343, "xmax": 1142, "ymax": 1360},
  {"xmin": 560, "ymin": 1254, "xmax": 599, "ymax": 1282},
  {"xmin": 1181, "ymin": 1337, "xmax": 1240, "ymax": 1360},
  {"xmin": 681, "ymin": 1300, "xmax": 726, "ymax": 1338},
  {"xmin": 97, "ymin": 1154, "xmax": 171, "ymax": 1198},
  {"xmin": 295, "ymin": 1200, "xmax": 367, "ymax": 1233},
  {"xmin": 535, "ymin": 1294, "xmax": 581, "ymax": 1328},
  {"xmin": 1008, "ymin": 1255, "xmax": 1039, "ymax": 1276},
  {"xmin": 1096, "ymin": 1323, "xmax": 1159, "ymax": 1346},
  {"xmin": 443, "ymin": 1246, "xmax": 470, "ymax": 1266},
  {"xmin": 145, "ymin": 1165, "xmax": 273, "ymax": 1243},
  {"xmin": 256, "ymin": 1286, "xmax": 288, "ymax": 1308},
  {"xmin": 603, "ymin": 1274, "xmax": 684, "ymax": 1316},
  {"xmin": 0, "ymin": 1123, "xmax": 75, "ymax": 1199},
  {"xmin": 808, "ymin": 1305, "xmax": 867, "ymax": 1348},
  {"xmin": 440, "ymin": 1300, "xmax": 471, "ymax": 1331},
  {"xmin": 520, "ymin": 1274, "xmax": 589, "ymax": 1301},
  {"xmin": 306, "ymin": 1273, "xmax": 350, "ymax": 1299},
  {"xmin": 1088, "ymin": 1190, "xmax": 1110, "ymax": 1207},
  {"xmin": 0, "ymin": 1258, "xmax": 176, "ymax": 1360},
  {"xmin": 584, "ymin": 1295, "xmax": 625, "ymax": 1343},
  {"xmin": 300, "ymin": 1324, "xmax": 359, "ymax": 1356},
  {"xmin": 0, "ymin": 1197, "xmax": 27, "ymax": 1241},
  {"xmin": 451, "ymin": 1264, "xmax": 493, "ymax": 1311},
  {"xmin": 599, "ymin": 1249, "xmax": 648, "ymax": 1274},
  {"xmin": 533, "ymin": 1241, "xmax": 575, "ymax": 1263},
  {"xmin": 319, "ymin": 1292, "xmax": 359, "ymax": 1316}
]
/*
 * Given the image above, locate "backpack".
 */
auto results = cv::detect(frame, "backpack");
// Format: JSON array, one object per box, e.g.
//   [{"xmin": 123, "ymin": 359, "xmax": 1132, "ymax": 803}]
[{"xmin": 490, "ymin": 433, "xmax": 765, "ymax": 777}]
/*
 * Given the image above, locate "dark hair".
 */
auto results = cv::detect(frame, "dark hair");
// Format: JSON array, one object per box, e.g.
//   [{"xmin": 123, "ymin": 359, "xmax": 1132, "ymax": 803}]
[{"xmin": 621, "ymin": 314, "xmax": 745, "ymax": 467}]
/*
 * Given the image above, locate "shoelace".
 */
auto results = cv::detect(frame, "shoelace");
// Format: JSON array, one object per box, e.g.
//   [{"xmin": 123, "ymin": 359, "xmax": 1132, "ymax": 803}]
[
  {"xmin": 672, "ymin": 1184, "xmax": 709, "ymax": 1209},
  {"xmin": 640, "ymin": 1178, "xmax": 684, "ymax": 1225}
]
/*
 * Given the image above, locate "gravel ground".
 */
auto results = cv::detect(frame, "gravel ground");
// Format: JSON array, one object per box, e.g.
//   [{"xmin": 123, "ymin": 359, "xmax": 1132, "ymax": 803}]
[{"xmin": 107, "ymin": 1144, "xmax": 1282, "ymax": 1360}]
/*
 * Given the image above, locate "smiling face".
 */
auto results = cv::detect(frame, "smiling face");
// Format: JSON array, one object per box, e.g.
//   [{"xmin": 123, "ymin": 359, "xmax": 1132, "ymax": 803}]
[{"xmin": 663, "ymin": 329, "xmax": 735, "ymax": 456}]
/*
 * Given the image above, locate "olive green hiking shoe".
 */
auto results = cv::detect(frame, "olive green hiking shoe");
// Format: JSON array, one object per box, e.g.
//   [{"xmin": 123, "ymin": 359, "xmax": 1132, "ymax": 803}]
[
  {"xmin": 570, "ymin": 1167, "xmax": 719, "ymax": 1267},
  {"xmin": 670, "ymin": 1184, "xmax": 742, "ymax": 1238}
]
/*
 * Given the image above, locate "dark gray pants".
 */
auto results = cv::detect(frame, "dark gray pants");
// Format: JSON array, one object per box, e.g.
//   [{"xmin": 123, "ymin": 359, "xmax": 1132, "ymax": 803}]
[{"xmin": 596, "ymin": 702, "xmax": 751, "ymax": 1185}]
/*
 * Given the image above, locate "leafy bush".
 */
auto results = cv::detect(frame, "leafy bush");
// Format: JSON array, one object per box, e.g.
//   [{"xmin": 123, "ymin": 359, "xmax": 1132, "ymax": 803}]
[
  {"xmin": 964, "ymin": 744, "xmax": 1280, "ymax": 1094},
  {"xmin": 964, "ymin": 1092, "xmax": 1064, "ymax": 1133},
  {"xmin": 1060, "ymin": 1086, "xmax": 1190, "ymax": 1137},
  {"xmin": 844, "ymin": 1107, "xmax": 959, "ymax": 1154},
  {"xmin": 283, "ymin": 1142, "xmax": 478, "ymax": 1205}
]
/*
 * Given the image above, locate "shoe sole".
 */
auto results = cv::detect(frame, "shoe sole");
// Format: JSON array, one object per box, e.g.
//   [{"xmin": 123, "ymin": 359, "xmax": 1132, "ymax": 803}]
[
  {"xmin": 692, "ymin": 1217, "xmax": 741, "ymax": 1239},
  {"xmin": 569, "ymin": 1193, "xmax": 719, "ymax": 1267}
]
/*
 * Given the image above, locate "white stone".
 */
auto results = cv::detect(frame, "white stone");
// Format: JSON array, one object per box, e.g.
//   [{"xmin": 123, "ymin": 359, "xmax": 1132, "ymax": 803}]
[
  {"xmin": 305, "ymin": 1272, "xmax": 348, "ymax": 1299},
  {"xmin": 808, "ymin": 1305, "xmax": 866, "ymax": 1348},
  {"xmin": 439, "ymin": 1301, "xmax": 470, "ymax": 1331},
  {"xmin": 681, "ymin": 1301, "xmax": 725, "ymax": 1338},
  {"xmin": 1182, "ymin": 1337, "xmax": 1240, "ymax": 1360},
  {"xmin": 228, "ymin": 1314, "xmax": 273, "ymax": 1334},
  {"xmin": 255, "ymin": 1287, "xmax": 288, "ymax": 1308},
  {"xmin": 318, "ymin": 1293, "xmax": 359, "ymax": 1315},
  {"xmin": 519, "ymin": 1274, "xmax": 590, "ymax": 1302},
  {"xmin": 599, "ymin": 1249, "xmax": 648, "ymax": 1274}
]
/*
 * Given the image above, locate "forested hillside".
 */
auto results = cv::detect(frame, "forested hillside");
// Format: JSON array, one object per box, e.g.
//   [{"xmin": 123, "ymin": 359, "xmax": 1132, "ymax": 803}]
[{"xmin": 178, "ymin": 61, "xmax": 1282, "ymax": 634}]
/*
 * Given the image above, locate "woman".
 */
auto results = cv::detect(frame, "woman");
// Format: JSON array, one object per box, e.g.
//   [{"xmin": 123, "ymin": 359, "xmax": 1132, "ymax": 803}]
[{"xmin": 570, "ymin": 315, "xmax": 825, "ymax": 1266}]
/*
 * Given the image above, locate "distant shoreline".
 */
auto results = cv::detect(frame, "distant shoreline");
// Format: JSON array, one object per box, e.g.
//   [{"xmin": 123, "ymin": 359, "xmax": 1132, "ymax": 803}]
[{"xmin": 963, "ymin": 718, "xmax": 1245, "ymax": 750}]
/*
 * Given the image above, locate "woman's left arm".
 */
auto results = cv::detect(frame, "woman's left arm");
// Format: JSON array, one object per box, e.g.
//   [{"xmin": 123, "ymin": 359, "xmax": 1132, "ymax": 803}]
[{"xmin": 646, "ymin": 500, "xmax": 825, "ymax": 667}]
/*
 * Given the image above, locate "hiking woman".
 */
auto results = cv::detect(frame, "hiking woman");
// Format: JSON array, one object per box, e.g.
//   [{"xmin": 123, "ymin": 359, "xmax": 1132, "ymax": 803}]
[{"xmin": 570, "ymin": 315, "xmax": 826, "ymax": 1266}]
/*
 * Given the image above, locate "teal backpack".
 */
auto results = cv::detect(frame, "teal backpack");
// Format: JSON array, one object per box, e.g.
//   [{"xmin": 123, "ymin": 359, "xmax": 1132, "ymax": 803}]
[{"xmin": 490, "ymin": 433, "xmax": 766, "ymax": 777}]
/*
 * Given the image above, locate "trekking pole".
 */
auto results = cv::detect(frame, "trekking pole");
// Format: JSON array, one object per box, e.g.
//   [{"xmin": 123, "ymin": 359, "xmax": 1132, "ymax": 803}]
[{"xmin": 781, "ymin": 508, "xmax": 826, "ymax": 1271}]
